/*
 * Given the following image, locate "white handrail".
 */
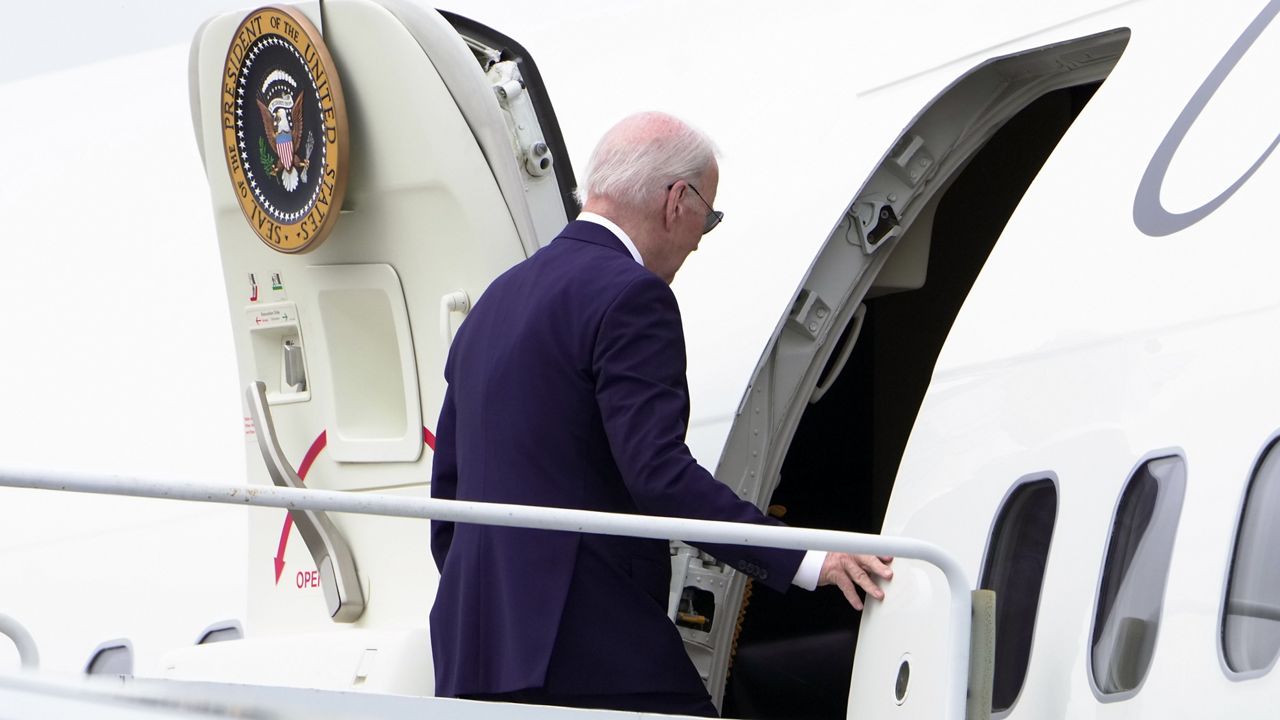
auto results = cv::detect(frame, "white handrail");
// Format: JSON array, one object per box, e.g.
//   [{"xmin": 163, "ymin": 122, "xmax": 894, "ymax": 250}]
[
  {"xmin": 0, "ymin": 467, "xmax": 971, "ymax": 719},
  {"xmin": 0, "ymin": 614, "xmax": 39, "ymax": 670}
]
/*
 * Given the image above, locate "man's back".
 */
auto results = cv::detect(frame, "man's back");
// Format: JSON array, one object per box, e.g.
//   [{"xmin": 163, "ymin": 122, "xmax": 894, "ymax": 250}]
[
  {"xmin": 442, "ymin": 221, "xmax": 654, "ymax": 513},
  {"xmin": 429, "ymin": 220, "xmax": 803, "ymax": 703}
]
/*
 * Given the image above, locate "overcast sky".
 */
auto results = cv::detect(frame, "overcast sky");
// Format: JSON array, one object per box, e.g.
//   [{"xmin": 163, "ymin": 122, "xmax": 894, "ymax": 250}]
[{"xmin": 0, "ymin": 0, "xmax": 255, "ymax": 84}]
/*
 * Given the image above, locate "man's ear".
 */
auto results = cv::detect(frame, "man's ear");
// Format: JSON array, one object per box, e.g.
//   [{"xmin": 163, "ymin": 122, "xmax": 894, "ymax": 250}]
[{"xmin": 663, "ymin": 182, "xmax": 683, "ymax": 231}]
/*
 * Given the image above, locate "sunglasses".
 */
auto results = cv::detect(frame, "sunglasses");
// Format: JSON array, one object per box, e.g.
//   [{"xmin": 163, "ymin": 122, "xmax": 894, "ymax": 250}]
[{"xmin": 667, "ymin": 182, "xmax": 724, "ymax": 234}]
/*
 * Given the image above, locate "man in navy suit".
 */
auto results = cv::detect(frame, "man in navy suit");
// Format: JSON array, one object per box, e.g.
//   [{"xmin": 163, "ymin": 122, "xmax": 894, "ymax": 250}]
[{"xmin": 430, "ymin": 112, "xmax": 893, "ymax": 716}]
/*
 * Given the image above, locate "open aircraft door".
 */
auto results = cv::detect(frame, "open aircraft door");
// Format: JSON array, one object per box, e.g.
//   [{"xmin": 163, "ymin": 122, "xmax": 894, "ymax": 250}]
[{"xmin": 178, "ymin": 0, "xmax": 575, "ymax": 692}]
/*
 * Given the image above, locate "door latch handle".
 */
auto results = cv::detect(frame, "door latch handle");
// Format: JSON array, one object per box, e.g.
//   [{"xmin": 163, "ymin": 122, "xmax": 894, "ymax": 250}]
[
  {"xmin": 810, "ymin": 304, "xmax": 866, "ymax": 405},
  {"xmin": 282, "ymin": 340, "xmax": 307, "ymax": 392},
  {"xmin": 440, "ymin": 290, "xmax": 470, "ymax": 345},
  {"xmin": 246, "ymin": 381, "xmax": 365, "ymax": 622}
]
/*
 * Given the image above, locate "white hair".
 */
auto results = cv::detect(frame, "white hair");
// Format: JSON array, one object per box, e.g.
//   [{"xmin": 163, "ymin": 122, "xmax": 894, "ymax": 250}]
[{"xmin": 580, "ymin": 112, "xmax": 719, "ymax": 208}]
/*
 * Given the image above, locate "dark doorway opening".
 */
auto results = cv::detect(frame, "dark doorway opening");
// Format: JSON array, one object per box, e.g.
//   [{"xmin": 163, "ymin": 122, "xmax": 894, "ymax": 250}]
[{"xmin": 724, "ymin": 82, "xmax": 1101, "ymax": 719}]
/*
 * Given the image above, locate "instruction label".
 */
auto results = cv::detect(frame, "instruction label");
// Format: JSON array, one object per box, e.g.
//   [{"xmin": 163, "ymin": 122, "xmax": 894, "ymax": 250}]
[{"xmin": 251, "ymin": 307, "xmax": 295, "ymax": 328}]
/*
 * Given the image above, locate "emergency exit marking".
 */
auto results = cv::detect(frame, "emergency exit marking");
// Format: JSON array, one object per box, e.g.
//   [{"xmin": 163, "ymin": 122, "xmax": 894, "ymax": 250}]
[{"xmin": 297, "ymin": 570, "xmax": 321, "ymax": 589}]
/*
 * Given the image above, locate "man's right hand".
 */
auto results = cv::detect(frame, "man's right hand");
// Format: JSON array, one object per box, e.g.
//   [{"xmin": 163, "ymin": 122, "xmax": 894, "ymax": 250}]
[{"xmin": 818, "ymin": 552, "xmax": 894, "ymax": 610}]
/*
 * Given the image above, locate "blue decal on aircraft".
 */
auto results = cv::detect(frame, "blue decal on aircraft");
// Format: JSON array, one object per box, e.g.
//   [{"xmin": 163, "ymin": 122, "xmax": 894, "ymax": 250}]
[{"xmin": 1134, "ymin": 0, "xmax": 1280, "ymax": 236}]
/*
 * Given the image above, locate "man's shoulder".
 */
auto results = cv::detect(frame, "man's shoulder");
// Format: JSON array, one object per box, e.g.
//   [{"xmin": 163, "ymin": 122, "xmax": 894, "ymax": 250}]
[
  {"xmin": 526, "ymin": 225, "xmax": 653, "ymax": 288},
  {"xmin": 549, "ymin": 221, "xmax": 640, "ymax": 265},
  {"xmin": 468, "ymin": 232, "xmax": 651, "ymax": 328}
]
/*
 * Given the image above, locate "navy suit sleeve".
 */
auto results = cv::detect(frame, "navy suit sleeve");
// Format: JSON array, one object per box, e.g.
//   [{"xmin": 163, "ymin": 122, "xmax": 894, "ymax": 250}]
[
  {"xmin": 593, "ymin": 272, "xmax": 803, "ymax": 593},
  {"xmin": 430, "ymin": 384, "xmax": 458, "ymax": 573}
]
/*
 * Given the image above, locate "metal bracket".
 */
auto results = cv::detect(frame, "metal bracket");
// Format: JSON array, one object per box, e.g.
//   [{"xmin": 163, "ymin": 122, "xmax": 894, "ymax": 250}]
[
  {"xmin": 788, "ymin": 288, "xmax": 831, "ymax": 340},
  {"xmin": 488, "ymin": 60, "xmax": 555, "ymax": 177},
  {"xmin": 850, "ymin": 193, "xmax": 904, "ymax": 254},
  {"xmin": 886, "ymin": 133, "xmax": 934, "ymax": 188},
  {"xmin": 246, "ymin": 381, "xmax": 365, "ymax": 622},
  {"xmin": 847, "ymin": 133, "xmax": 930, "ymax": 255},
  {"xmin": 668, "ymin": 544, "xmax": 699, "ymax": 621}
]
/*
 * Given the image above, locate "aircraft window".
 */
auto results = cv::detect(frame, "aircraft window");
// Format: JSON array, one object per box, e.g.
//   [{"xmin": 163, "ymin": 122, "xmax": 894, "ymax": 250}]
[
  {"xmin": 1222, "ymin": 436, "xmax": 1280, "ymax": 676},
  {"xmin": 1090, "ymin": 455, "xmax": 1186, "ymax": 698},
  {"xmin": 979, "ymin": 476, "xmax": 1057, "ymax": 714},
  {"xmin": 85, "ymin": 639, "xmax": 133, "ymax": 677},
  {"xmin": 197, "ymin": 620, "xmax": 244, "ymax": 645}
]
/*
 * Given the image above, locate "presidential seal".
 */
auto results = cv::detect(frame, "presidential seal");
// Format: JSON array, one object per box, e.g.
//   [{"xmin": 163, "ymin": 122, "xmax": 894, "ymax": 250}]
[{"xmin": 221, "ymin": 6, "xmax": 348, "ymax": 253}]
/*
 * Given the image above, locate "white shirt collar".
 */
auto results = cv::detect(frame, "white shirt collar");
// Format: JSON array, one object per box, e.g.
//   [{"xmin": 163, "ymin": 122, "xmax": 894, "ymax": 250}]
[{"xmin": 576, "ymin": 212, "xmax": 644, "ymax": 267}]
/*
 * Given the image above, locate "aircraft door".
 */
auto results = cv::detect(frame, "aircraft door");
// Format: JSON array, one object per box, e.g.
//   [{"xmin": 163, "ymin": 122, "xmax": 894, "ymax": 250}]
[
  {"xmin": 700, "ymin": 30, "xmax": 1130, "ymax": 716},
  {"xmin": 184, "ymin": 0, "xmax": 572, "ymax": 689}
]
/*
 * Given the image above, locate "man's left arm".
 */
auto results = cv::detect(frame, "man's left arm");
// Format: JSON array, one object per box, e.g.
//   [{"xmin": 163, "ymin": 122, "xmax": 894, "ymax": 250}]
[
  {"xmin": 592, "ymin": 274, "xmax": 799, "ymax": 592},
  {"xmin": 593, "ymin": 273, "xmax": 892, "ymax": 603}
]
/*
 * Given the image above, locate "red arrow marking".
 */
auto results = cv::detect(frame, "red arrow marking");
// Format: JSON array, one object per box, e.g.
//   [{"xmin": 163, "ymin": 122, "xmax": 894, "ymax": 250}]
[
  {"xmin": 296, "ymin": 430, "xmax": 329, "ymax": 479},
  {"xmin": 273, "ymin": 427, "xmax": 433, "ymax": 584}
]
